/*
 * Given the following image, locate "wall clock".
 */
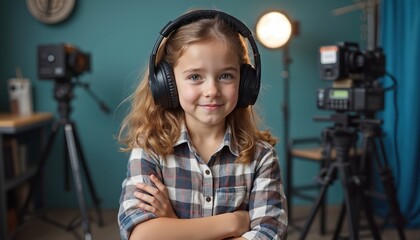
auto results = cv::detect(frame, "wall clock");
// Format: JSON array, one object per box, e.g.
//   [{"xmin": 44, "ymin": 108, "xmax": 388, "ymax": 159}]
[{"xmin": 26, "ymin": 0, "xmax": 76, "ymax": 24}]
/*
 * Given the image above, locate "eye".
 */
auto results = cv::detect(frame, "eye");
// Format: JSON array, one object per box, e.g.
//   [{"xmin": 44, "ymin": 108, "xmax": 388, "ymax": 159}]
[
  {"xmin": 188, "ymin": 74, "xmax": 201, "ymax": 81},
  {"xmin": 219, "ymin": 73, "xmax": 234, "ymax": 80}
]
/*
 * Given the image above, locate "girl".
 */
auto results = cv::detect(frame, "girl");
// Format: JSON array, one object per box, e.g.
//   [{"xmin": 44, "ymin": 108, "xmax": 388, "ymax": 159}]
[{"xmin": 118, "ymin": 10, "xmax": 287, "ymax": 240}]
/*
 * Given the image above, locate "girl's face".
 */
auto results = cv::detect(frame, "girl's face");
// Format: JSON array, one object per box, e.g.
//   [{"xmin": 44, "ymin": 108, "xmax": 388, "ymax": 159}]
[{"xmin": 173, "ymin": 39, "xmax": 240, "ymax": 130}]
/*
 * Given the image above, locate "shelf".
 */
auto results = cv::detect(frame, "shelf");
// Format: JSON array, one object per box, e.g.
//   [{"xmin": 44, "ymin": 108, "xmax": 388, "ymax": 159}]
[
  {"xmin": 4, "ymin": 166, "xmax": 37, "ymax": 191},
  {"xmin": 0, "ymin": 112, "xmax": 53, "ymax": 240}
]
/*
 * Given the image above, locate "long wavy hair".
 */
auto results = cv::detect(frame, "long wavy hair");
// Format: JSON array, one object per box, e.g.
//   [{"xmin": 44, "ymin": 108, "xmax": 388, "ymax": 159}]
[{"xmin": 118, "ymin": 14, "xmax": 276, "ymax": 163}]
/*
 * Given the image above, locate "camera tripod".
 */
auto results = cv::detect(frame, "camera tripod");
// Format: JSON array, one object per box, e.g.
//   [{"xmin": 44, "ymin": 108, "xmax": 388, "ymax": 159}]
[
  {"xmin": 23, "ymin": 80, "xmax": 105, "ymax": 240},
  {"xmin": 298, "ymin": 113, "xmax": 406, "ymax": 240}
]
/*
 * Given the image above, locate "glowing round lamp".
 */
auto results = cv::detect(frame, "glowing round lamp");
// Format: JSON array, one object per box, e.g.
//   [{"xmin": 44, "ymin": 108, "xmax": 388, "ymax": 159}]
[{"xmin": 256, "ymin": 11, "xmax": 293, "ymax": 49}]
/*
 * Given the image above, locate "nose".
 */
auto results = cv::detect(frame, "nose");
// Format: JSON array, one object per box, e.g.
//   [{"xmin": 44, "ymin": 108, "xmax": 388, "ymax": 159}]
[{"xmin": 204, "ymin": 78, "xmax": 220, "ymax": 98}]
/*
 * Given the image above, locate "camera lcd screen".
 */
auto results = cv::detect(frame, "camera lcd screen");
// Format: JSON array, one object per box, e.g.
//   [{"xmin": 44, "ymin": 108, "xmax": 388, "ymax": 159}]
[{"xmin": 330, "ymin": 89, "xmax": 349, "ymax": 99}]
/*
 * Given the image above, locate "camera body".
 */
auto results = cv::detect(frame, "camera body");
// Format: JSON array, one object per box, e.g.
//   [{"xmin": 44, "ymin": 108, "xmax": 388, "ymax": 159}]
[
  {"xmin": 38, "ymin": 44, "xmax": 91, "ymax": 80},
  {"xmin": 319, "ymin": 42, "xmax": 385, "ymax": 82},
  {"xmin": 317, "ymin": 42, "xmax": 386, "ymax": 113}
]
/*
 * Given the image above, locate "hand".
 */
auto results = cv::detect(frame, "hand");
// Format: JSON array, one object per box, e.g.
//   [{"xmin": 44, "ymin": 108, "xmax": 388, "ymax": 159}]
[{"xmin": 134, "ymin": 174, "xmax": 178, "ymax": 218}]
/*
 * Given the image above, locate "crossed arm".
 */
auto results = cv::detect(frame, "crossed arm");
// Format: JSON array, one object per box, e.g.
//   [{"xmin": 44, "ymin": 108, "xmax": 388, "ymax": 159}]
[
  {"xmin": 128, "ymin": 174, "xmax": 249, "ymax": 240},
  {"xmin": 120, "ymin": 148, "xmax": 287, "ymax": 240}
]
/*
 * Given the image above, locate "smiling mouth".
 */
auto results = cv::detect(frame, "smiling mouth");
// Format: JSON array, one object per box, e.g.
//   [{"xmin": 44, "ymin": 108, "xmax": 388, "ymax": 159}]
[
  {"xmin": 200, "ymin": 103, "xmax": 223, "ymax": 109},
  {"xmin": 202, "ymin": 103, "xmax": 222, "ymax": 106}
]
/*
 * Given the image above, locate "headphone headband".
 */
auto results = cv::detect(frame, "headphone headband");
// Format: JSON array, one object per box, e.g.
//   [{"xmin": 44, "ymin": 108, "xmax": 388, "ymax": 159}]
[{"xmin": 160, "ymin": 10, "xmax": 253, "ymax": 38}]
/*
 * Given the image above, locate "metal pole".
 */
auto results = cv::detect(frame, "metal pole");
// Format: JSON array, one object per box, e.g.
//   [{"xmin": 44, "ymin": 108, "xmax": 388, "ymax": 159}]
[{"xmin": 64, "ymin": 124, "xmax": 92, "ymax": 240}]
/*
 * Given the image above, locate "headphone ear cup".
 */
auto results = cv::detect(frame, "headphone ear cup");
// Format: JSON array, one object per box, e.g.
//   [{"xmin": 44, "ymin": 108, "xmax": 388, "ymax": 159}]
[
  {"xmin": 151, "ymin": 61, "xmax": 179, "ymax": 109},
  {"xmin": 237, "ymin": 64, "xmax": 260, "ymax": 108}
]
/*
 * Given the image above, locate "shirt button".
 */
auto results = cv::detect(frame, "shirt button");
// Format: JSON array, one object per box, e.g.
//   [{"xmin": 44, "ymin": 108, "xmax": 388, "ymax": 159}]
[
  {"xmin": 205, "ymin": 169, "xmax": 210, "ymax": 175},
  {"xmin": 206, "ymin": 197, "xmax": 211, "ymax": 202}
]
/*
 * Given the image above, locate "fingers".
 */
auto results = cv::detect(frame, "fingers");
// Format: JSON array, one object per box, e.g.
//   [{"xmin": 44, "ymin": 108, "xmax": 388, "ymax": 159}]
[
  {"xmin": 135, "ymin": 175, "xmax": 168, "ymax": 212},
  {"xmin": 150, "ymin": 174, "xmax": 168, "ymax": 197},
  {"xmin": 136, "ymin": 182, "xmax": 167, "ymax": 206},
  {"xmin": 134, "ymin": 175, "xmax": 178, "ymax": 218},
  {"xmin": 134, "ymin": 190, "xmax": 158, "ymax": 206},
  {"xmin": 136, "ymin": 175, "xmax": 168, "ymax": 202},
  {"xmin": 135, "ymin": 185, "xmax": 165, "ymax": 216},
  {"xmin": 136, "ymin": 201, "xmax": 158, "ymax": 214}
]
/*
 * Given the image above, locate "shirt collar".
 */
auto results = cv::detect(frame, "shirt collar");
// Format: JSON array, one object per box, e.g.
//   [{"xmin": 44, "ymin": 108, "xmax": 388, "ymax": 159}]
[{"xmin": 174, "ymin": 122, "xmax": 239, "ymax": 157}]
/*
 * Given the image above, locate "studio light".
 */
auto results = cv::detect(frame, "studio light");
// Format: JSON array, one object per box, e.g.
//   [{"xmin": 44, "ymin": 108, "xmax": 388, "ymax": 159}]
[
  {"xmin": 256, "ymin": 11, "xmax": 293, "ymax": 49},
  {"xmin": 255, "ymin": 10, "xmax": 297, "ymax": 150}
]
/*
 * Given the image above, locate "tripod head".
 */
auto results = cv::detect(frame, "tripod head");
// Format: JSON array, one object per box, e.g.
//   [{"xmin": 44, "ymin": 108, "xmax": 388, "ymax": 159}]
[
  {"xmin": 54, "ymin": 79, "xmax": 74, "ymax": 121},
  {"xmin": 314, "ymin": 112, "xmax": 384, "ymax": 157},
  {"xmin": 37, "ymin": 43, "xmax": 111, "ymax": 120},
  {"xmin": 314, "ymin": 112, "xmax": 383, "ymax": 131},
  {"xmin": 52, "ymin": 77, "xmax": 111, "ymax": 123}
]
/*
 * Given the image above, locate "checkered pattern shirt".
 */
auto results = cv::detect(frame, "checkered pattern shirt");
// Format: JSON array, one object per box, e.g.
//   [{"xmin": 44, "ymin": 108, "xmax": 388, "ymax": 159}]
[{"xmin": 118, "ymin": 125, "xmax": 288, "ymax": 240}]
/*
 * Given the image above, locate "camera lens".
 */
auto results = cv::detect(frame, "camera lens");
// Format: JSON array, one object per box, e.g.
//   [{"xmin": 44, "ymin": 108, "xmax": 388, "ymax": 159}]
[
  {"xmin": 348, "ymin": 51, "xmax": 365, "ymax": 72},
  {"xmin": 47, "ymin": 54, "xmax": 56, "ymax": 63}
]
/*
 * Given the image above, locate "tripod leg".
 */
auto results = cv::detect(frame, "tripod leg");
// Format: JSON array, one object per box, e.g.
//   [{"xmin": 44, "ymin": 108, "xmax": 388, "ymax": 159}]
[
  {"xmin": 332, "ymin": 131, "xmax": 363, "ymax": 240},
  {"xmin": 337, "ymin": 157, "xmax": 360, "ymax": 240},
  {"xmin": 319, "ymin": 176, "xmax": 327, "ymax": 235},
  {"xmin": 64, "ymin": 124, "xmax": 92, "ymax": 240},
  {"xmin": 333, "ymin": 201, "xmax": 346, "ymax": 240},
  {"xmin": 355, "ymin": 136, "xmax": 382, "ymax": 240},
  {"xmin": 37, "ymin": 121, "xmax": 61, "ymax": 174},
  {"xmin": 360, "ymin": 189, "xmax": 381, "ymax": 240},
  {"xmin": 70, "ymin": 122, "xmax": 104, "ymax": 226},
  {"xmin": 65, "ymin": 138, "xmax": 72, "ymax": 191},
  {"xmin": 374, "ymin": 138, "xmax": 406, "ymax": 240},
  {"xmin": 332, "ymin": 169, "xmax": 380, "ymax": 240},
  {"xmin": 319, "ymin": 138, "xmax": 333, "ymax": 235},
  {"xmin": 334, "ymin": 133, "xmax": 380, "ymax": 240},
  {"xmin": 22, "ymin": 121, "xmax": 61, "ymax": 214},
  {"xmin": 299, "ymin": 163, "xmax": 337, "ymax": 240}
]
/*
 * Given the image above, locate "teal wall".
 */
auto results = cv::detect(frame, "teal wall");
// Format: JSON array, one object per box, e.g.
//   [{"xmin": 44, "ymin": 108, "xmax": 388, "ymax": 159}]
[{"xmin": 0, "ymin": 1, "xmax": 361, "ymax": 209}]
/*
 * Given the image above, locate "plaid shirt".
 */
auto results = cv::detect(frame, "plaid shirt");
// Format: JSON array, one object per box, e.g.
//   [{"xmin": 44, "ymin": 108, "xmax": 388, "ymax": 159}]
[{"xmin": 118, "ymin": 125, "xmax": 288, "ymax": 240}]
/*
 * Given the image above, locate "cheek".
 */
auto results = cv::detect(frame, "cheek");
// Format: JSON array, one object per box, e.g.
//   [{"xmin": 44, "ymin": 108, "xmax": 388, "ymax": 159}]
[
  {"xmin": 225, "ymin": 84, "xmax": 240, "ymax": 102},
  {"xmin": 177, "ymin": 86, "xmax": 198, "ymax": 104}
]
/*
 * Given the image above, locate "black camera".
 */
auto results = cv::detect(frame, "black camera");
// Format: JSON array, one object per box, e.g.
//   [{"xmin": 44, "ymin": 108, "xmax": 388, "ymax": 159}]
[
  {"xmin": 319, "ymin": 42, "xmax": 385, "ymax": 81},
  {"xmin": 38, "ymin": 44, "xmax": 91, "ymax": 80},
  {"xmin": 317, "ymin": 42, "xmax": 385, "ymax": 113}
]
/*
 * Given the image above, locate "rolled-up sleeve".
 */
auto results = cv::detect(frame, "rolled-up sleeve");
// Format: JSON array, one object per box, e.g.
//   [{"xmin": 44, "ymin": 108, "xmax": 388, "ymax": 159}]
[
  {"xmin": 243, "ymin": 146, "xmax": 288, "ymax": 240},
  {"xmin": 118, "ymin": 149, "xmax": 160, "ymax": 240}
]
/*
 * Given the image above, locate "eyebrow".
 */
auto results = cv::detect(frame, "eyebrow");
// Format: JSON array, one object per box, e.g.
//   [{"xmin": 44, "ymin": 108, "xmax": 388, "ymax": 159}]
[
  {"xmin": 182, "ymin": 66, "xmax": 239, "ymax": 74},
  {"xmin": 222, "ymin": 67, "xmax": 239, "ymax": 72}
]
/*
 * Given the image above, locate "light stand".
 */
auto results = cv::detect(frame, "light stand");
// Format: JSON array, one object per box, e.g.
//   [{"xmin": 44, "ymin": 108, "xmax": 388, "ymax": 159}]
[
  {"xmin": 281, "ymin": 45, "xmax": 293, "ymax": 224},
  {"xmin": 256, "ymin": 10, "xmax": 297, "ymax": 224},
  {"xmin": 281, "ymin": 44, "xmax": 292, "ymax": 177}
]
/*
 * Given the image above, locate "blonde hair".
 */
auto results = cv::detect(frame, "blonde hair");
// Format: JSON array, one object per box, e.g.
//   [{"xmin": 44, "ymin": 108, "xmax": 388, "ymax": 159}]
[{"xmin": 118, "ymin": 14, "xmax": 276, "ymax": 163}]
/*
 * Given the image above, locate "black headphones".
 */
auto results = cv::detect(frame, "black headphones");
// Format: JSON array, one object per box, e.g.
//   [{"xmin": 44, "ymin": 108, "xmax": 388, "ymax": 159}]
[{"xmin": 149, "ymin": 10, "xmax": 261, "ymax": 109}]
